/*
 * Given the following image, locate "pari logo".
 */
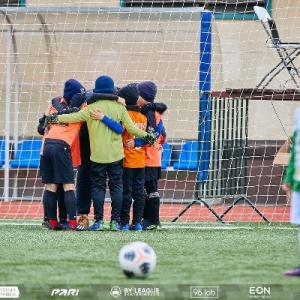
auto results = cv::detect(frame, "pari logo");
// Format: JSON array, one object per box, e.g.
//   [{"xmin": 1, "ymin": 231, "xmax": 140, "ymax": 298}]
[
  {"xmin": 51, "ymin": 289, "xmax": 79, "ymax": 297},
  {"xmin": 249, "ymin": 286, "xmax": 271, "ymax": 299}
]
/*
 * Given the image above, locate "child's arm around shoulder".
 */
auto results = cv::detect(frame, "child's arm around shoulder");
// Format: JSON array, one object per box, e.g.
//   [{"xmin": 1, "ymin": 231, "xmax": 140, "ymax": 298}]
[{"xmin": 90, "ymin": 108, "xmax": 124, "ymax": 134}]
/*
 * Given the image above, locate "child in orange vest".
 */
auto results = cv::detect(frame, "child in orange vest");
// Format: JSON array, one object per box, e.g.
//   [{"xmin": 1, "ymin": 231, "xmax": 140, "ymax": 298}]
[
  {"xmin": 126, "ymin": 81, "xmax": 167, "ymax": 230},
  {"xmin": 118, "ymin": 83, "xmax": 147, "ymax": 231},
  {"xmin": 40, "ymin": 79, "xmax": 86, "ymax": 230},
  {"xmin": 40, "ymin": 79, "xmax": 124, "ymax": 230}
]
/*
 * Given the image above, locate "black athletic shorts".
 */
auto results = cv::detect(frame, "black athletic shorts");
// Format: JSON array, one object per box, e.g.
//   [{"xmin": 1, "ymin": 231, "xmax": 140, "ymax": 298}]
[
  {"xmin": 145, "ymin": 166, "xmax": 161, "ymax": 181},
  {"xmin": 40, "ymin": 139, "xmax": 74, "ymax": 184}
]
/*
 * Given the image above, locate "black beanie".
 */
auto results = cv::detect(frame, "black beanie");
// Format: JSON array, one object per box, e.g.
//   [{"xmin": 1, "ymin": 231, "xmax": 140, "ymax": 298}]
[
  {"xmin": 137, "ymin": 81, "xmax": 157, "ymax": 103},
  {"xmin": 63, "ymin": 79, "xmax": 85, "ymax": 101},
  {"xmin": 118, "ymin": 83, "xmax": 139, "ymax": 105}
]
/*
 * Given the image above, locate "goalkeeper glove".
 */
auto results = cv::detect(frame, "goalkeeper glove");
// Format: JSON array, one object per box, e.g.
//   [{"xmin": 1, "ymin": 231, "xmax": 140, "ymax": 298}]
[
  {"xmin": 44, "ymin": 114, "xmax": 59, "ymax": 127},
  {"xmin": 142, "ymin": 132, "xmax": 156, "ymax": 146}
]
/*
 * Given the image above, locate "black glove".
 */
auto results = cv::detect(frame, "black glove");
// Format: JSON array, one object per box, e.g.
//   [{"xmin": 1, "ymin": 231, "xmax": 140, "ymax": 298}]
[
  {"xmin": 140, "ymin": 102, "xmax": 167, "ymax": 114},
  {"xmin": 37, "ymin": 115, "xmax": 46, "ymax": 135},
  {"xmin": 161, "ymin": 126, "xmax": 167, "ymax": 139},
  {"xmin": 154, "ymin": 102, "xmax": 167, "ymax": 114},
  {"xmin": 142, "ymin": 132, "xmax": 156, "ymax": 146},
  {"xmin": 56, "ymin": 107, "xmax": 79, "ymax": 115},
  {"xmin": 44, "ymin": 114, "xmax": 58, "ymax": 127},
  {"xmin": 37, "ymin": 124, "xmax": 45, "ymax": 135},
  {"xmin": 141, "ymin": 103, "xmax": 156, "ymax": 114}
]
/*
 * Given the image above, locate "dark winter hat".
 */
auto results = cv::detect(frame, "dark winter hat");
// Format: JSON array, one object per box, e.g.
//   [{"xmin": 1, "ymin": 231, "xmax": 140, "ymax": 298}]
[
  {"xmin": 63, "ymin": 79, "xmax": 84, "ymax": 101},
  {"xmin": 93, "ymin": 75, "xmax": 115, "ymax": 94},
  {"xmin": 117, "ymin": 83, "xmax": 139, "ymax": 106},
  {"xmin": 137, "ymin": 81, "xmax": 157, "ymax": 103}
]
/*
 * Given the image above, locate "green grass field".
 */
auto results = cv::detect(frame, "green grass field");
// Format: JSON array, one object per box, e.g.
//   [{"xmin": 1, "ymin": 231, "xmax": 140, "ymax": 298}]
[{"xmin": 1, "ymin": 221, "xmax": 300, "ymax": 300}]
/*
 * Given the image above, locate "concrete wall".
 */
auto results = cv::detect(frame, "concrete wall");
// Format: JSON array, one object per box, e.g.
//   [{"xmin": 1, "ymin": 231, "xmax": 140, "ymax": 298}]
[{"xmin": 0, "ymin": 1, "xmax": 299, "ymax": 141}]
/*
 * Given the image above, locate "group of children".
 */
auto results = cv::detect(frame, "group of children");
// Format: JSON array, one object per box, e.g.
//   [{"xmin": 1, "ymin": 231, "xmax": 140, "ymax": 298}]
[{"xmin": 38, "ymin": 75, "xmax": 167, "ymax": 231}]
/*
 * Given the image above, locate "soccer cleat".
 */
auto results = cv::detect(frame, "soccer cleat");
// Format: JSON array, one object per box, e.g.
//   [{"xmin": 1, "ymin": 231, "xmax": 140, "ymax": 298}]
[
  {"xmin": 48, "ymin": 224, "xmax": 64, "ymax": 230},
  {"xmin": 142, "ymin": 222, "xmax": 162, "ymax": 231},
  {"xmin": 140, "ymin": 219, "xmax": 150, "ymax": 228},
  {"xmin": 48, "ymin": 220, "xmax": 64, "ymax": 231},
  {"xmin": 130, "ymin": 223, "xmax": 143, "ymax": 231},
  {"xmin": 142, "ymin": 223, "xmax": 158, "ymax": 230},
  {"xmin": 89, "ymin": 220, "xmax": 105, "ymax": 231},
  {"xmin": 284, "ymin": 266, "xmax": 300, "ymax": 276},
  {"xmin": 65, "ymin": 220, "xmax": 87, "ymax": 231},
  {"xmin": 60, "ymin": 220, "xmax": 70, "ymax": 230},
  {"xmin": 110, "ymin": 220, "xmax": 121, "ymax": 231},
  {"xmin": 119, "ymin": 224, "xmax": 130, "ymax": 231},
  {"xmin": 42, "ymin": 220, "xmax": 50, "ymax": 229},
  {"xmin": 67, "ymin": 224, "xmax": 88, "ymax": 231}
]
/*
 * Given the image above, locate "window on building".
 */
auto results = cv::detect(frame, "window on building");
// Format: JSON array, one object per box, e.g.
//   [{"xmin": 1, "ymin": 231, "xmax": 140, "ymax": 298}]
[
  {"xmin": 122, "ymin": 0, "xmax": 271, "ymax": 20},
  {"xmin": 0, "ymin": 0, "xmax": 25, "ymax": 7}
]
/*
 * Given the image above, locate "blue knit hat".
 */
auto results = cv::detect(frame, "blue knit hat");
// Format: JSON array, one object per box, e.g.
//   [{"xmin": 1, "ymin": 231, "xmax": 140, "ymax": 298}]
[
  {"xmin": 63, "ymin": 79, "xmax": 84, "ymax": 101},
  {"xmin": 137, "ymin": 81, "xmax": 157, "ymax": 103},
  {"xmin": 93, "ymin": 75, "xmax": 115, "ymax": 94}
]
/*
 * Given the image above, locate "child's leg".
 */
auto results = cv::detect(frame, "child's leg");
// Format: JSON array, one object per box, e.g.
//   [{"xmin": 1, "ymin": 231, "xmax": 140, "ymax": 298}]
[
  {"xmin": 90, "ymin": 162, "xmax": 107, "ymax": 222},
  {"xmin": 57, "ymin": 184, "xmax": 67, "ymax": 222},
  {"xmin": 120, "ymin": 167, "xmax": 133, "ymax": 226},
  {"xmin": 76, "ymin": 136, "xmax": 92, "ymax": 215},
  {"xmin": 292, "ymin": 192, "xmax": 300, "ymax": 262},
  {"xmin": 43, "ymin": 189, "xmax": 58, "ymax": 220},
  {"xmin": 107, "ymin": 160, "xmax": 123, "ymax": 222},
  {"xmin": 43, "ymin": 184, "xmax": 58, "ymax": 228},
  {"xmin": 284, "ymin": 191, "xmax": 300, "ymax": 276},
  {"xmin": 63, "ymin": 183, "xmax": 77, "ymax": 222},
  {"xmin": 132, "ymin": 168, "xmax": 145, "ymax": 225},
  {"xmin": 144, "ymin": 179, "xmax": 160, "ymax": 225},
  {"xmin": 291, "ymin": 191, "xmax": 300, "ymax": 225}
]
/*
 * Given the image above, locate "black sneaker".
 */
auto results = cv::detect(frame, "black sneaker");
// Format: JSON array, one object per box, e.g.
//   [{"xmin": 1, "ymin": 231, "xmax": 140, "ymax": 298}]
[
  {"xmin": 142, "ymin": 222, "xmax": 162, "ymax": 230},
  {"xmin": 42, "ymin": 220, "xmax": 50, "ymax": 229},
  {"xmin": 48, "ymin": 223, "xmax": 64, "ymax": 231}
]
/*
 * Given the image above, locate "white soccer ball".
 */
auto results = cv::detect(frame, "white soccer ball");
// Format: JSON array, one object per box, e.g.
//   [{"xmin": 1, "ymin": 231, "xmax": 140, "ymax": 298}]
[{"xmin": 118, "ymin": 241, "xmax": 157, "ymax": 278}]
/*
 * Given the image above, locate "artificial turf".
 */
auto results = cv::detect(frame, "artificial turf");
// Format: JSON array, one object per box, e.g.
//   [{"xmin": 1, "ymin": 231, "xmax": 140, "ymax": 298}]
[{"xmin": 0, "ymin": 221, "xmax": 299, "ymax": 300}]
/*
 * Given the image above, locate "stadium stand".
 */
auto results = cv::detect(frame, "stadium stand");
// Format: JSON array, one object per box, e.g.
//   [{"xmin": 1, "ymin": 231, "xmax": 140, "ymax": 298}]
[
  {"xmin": 10, "ymin": 139, "xmax": 42, "ymax": 168},
  {"xmin": 0, "ymin": 140, "xmax": 5, "ymax": 167},
  {"xmin": 161, "ymin": 142, "xmax": 172, "ymax": 169},
  {"xmin": 173, "ymin": 141, "xmax": 198, "ymax": 170}
]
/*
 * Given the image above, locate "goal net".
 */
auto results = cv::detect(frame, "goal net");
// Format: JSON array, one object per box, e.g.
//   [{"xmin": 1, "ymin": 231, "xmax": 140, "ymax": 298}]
[{"xmin": 0, "ymin": 0, "xmax": 298, "ymax": 223}]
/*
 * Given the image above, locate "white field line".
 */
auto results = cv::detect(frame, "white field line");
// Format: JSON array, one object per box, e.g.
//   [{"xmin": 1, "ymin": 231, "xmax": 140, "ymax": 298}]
[
  {"xmin": 0, "ymin": 221, "xmax": 296, "ymax": 230},
  {"xmin": 0, "ymin": 222, "xmax": 42, "ymax": 226}
]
